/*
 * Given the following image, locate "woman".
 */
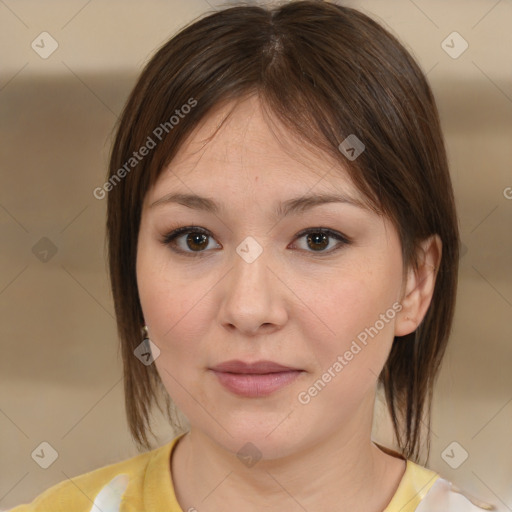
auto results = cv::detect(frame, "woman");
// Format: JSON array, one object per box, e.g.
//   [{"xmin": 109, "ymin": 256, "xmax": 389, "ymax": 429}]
[{"xmin": 9, "ymin": 1, "xmax": 495, "ymax": 510}]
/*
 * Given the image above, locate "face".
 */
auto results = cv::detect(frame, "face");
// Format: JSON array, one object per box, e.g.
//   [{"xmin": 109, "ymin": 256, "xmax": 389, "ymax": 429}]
[{"xmin": 136, "ymin": 95, "xmax": 406, "ymax": 460}]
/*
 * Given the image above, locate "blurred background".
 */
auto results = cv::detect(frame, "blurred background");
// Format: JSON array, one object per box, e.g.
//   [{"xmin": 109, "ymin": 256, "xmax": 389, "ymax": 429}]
[{"xmin": 0, "ymin": 0, "xmax": 511, "ymax": 509}]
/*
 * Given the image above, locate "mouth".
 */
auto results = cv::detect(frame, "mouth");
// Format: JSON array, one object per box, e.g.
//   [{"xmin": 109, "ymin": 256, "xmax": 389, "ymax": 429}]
[{"xmin": 208, "ymin": 360, "xmax": 304, "ymax": 397}]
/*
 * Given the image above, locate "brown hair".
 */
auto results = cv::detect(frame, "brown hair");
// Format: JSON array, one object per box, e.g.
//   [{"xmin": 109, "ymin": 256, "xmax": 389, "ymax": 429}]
[{"xmin": 106, "ymin": 0, "xmax": 459, "ymax": 464}]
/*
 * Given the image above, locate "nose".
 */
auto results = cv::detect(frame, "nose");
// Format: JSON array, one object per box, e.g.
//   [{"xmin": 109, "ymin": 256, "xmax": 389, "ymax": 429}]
[{"xmin": 218, "ymin": 241, "xmax": 288, "ymax": 336}]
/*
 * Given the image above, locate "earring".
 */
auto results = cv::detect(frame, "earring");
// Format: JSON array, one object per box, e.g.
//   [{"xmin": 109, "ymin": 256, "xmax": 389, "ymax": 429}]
[{"xmin": 141, "ymin": 325, "xmax": 149, "ymax": 341}]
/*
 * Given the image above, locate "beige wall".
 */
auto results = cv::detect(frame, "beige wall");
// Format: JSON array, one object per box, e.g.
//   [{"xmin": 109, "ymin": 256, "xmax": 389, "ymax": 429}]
[{"xmin": 1, "ymin": 0, "xmax": 511, "ymax": 509}]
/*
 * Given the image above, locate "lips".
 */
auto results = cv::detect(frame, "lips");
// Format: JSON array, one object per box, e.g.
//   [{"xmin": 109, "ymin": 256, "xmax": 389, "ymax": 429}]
[
  {"xmin": 209, "ymin": 359, "xmax": 300, "ymax": 374},
  {"xmin": 209, "ymin": 360, "xmax": 304, "ymax": 397}
]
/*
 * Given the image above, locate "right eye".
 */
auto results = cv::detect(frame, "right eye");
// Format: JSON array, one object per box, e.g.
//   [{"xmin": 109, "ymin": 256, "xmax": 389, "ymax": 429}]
[{"xmin": 161, "ymin": 226, "xmax": 220, "ymax": 257}]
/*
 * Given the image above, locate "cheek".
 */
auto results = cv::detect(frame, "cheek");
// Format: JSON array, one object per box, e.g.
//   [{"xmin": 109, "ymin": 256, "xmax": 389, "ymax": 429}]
[
  {"xmin": 294, "ymin": 286, "xmax": 398, "ymax": 418},
  {"xmin": 137, "ymin": 256, "xmax": 212, "ymax": 410},
  {"xmin": 138, "ymin": 270, "xmax": 203, "ymax": 347},
  {"xmin": 137, "ymin": 228, "xmax": 186, "ymax": 327},
  {"xmin": 136, "ymin": 242, "xmax": 212, "ymax": 374},
  {"xmin": 301, "ymin": 254, "xmax": 401, "ymax": 380}
]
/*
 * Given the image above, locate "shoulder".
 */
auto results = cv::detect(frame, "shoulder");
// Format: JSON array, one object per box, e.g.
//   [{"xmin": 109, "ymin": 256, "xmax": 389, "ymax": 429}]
[
  {"xmin": 6, "ymin": 440, "xmax": 174, "ymax": 512},
  {"xmin": 382, "ymin": 453, "xmax": 496, "ymax": 512}
]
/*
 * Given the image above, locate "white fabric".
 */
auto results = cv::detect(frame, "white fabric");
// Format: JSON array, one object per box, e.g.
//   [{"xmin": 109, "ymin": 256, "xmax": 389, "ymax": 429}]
[
  {"xmin": 88, "ymin": 474, "xmax": 129, "ymax": 512},
  {"xmin": 416, "ymin": 477, "xmax": 495, "ymax": 511}
]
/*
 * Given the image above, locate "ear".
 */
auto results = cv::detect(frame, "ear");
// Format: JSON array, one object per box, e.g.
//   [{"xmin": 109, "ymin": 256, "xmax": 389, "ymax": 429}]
[{"xmin": 394, "ymin": 234, "xmax": 442, "ymax": 337}]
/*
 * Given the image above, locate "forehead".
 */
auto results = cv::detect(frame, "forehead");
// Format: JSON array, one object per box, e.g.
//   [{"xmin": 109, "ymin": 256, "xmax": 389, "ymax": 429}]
[{"xmin": 149, "ymin": 95, "xmax": 363, "ymax": 202}]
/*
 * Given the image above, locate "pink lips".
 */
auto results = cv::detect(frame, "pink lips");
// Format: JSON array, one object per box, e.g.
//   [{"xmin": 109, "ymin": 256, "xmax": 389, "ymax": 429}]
[{"xmin": 209, "ymin": 359, "xmax": 303, "ymax": 398}]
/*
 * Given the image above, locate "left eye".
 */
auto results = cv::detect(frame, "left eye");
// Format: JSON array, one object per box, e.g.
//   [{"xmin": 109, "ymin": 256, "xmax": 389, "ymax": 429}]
[
  {"xmin": 161, "ymin": 226, "xmax": 351, "ymax": 256},
  {"xmin": 292, "ymin": 228, "xmax": 351, "ymax": 253}
]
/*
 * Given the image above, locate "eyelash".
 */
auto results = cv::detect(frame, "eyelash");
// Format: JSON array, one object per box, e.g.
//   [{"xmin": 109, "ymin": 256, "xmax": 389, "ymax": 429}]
[{"xmin": 160, "ymin": 226, "xmax": 352, "ymax": 257}]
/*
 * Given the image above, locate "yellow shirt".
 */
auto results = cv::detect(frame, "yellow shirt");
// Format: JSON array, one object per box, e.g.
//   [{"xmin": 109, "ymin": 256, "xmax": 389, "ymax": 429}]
[{"xmin": 8, "ymin": 434, "xmax": 494, "ymax": 512}]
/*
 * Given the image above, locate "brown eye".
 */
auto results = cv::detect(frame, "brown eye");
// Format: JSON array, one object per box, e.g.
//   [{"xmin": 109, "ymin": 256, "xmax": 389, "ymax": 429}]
[
  {"xmin": 184, "ymin": 232, "xmax": 209, "ymax": 251},
  {"xmin": 305, "ymin": 232, "xmax": 329, "ymax": 251},
  {"xmin": 292, "ymin": 228, "xmax": 351, "ymax": 254},
  {"xmin": 162, "ymin": 227, "xmax": 220, "ymax": 256}
]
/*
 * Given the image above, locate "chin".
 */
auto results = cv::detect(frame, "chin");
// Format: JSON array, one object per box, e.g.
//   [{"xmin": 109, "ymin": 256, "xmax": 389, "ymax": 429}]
[{"xmin": 201, "ymin": 418, "xmax": 308, "ymax": 462}]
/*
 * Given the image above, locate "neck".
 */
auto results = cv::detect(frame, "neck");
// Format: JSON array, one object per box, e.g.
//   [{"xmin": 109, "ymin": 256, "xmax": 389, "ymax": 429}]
[{"xmin": 171, "ymin": 395, "xmax": 405, "ymax": 512}]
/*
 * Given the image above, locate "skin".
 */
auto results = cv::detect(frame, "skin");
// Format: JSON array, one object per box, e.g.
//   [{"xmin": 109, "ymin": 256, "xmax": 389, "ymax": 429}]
[{"xmin": 136, "ymin": 94, "xmax": 441, "ymax": 512}]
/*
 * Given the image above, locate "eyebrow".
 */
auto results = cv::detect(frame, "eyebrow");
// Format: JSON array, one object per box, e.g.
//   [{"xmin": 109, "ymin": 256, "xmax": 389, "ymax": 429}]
[{"xmin": 149, "ymin": 192, "xmax": 368, "ymax": 218}]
